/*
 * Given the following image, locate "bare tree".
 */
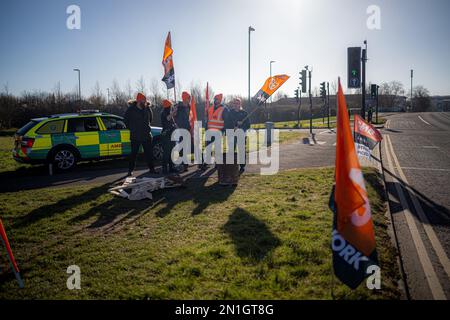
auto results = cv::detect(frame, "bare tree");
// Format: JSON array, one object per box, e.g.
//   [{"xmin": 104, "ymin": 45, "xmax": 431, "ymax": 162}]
[
  {"xmin": 53, "ymin": 81, "xmax": 63, "ymax": 103},
  {"xmin": 135, "ymin": 76, "xmax": 146, "ymax": 95},
  {"xmin": 110, "ymin": 79, "xmax": 127, "ymax": 105},
  {"xmin": 88, "ymin": 81, "xmax": 105, "ymax": 107},
  {"xmin": 412, "ymin": 85, "xmax": 431, "ymax": 112},
  {"xmin": 124, "ymin": 79, "xmax": 133, "ymax": 100},
  {"xmin": 330, "ymin": 80, "xmax": 337, "ymax": 95},
  {"xmin": 149, "ymin": 78, "xmax": 163, "ymax": 106},
  {"xmin": 379, "ymin": 81, "xmax": 405, "ymax": 108}
]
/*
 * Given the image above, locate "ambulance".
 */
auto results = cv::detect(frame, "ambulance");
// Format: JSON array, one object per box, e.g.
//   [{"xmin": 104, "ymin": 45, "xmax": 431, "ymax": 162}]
[{"xmin": 12, "ymin": 110, "xmax": 163, "ymax": 171}]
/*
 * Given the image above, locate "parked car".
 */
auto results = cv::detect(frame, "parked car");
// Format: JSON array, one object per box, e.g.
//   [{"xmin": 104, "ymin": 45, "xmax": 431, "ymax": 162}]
[{"xmin": 12, "ymin": 110, "xmax": 163, "ymax": 171}]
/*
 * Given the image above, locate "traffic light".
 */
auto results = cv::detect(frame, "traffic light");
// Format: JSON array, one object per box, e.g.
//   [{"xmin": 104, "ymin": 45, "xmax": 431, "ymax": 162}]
[
  {"xmin": 347, "ymin": 47, "xmax": 361, "ymax": 88},
  {"xmin": 320, "ymin": 82, "xmax": 326, "ymax": 100},
  {"xmin": 370, "ymin": 84, "xmax": 377, "ymax": 99},
  {"xmin": 299, "ymin": 70, "xmax": 307, "ymax": 93},
  {"xmin": 294, "ymin": 88, "xmax": 299, "ymax": 103}
]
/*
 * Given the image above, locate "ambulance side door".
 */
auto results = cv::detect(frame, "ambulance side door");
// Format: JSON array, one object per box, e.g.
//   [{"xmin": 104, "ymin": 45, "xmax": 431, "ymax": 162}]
[
  {"xmin": 66, "ymin": 117, "xmax": 101, "ymax": 159},
  {"xmin": 98, "ymin": 116, "xmax": 130, "ymax": 156}
]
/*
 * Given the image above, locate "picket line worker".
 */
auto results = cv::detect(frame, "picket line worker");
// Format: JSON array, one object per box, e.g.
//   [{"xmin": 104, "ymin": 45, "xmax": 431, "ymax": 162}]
[
  {"xmin": 124, "ymin": 92, "xmax": 158, "ymax": 176},
  {"xmin": 160, "ymin": 99, "xmax": 177, "ymax": 174}
]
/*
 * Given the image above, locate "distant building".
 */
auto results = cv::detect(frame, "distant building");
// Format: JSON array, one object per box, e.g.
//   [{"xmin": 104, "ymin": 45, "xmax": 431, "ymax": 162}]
[{"xmin": 431, "ymin": 96, "xmax": 450, "ymax": 112}]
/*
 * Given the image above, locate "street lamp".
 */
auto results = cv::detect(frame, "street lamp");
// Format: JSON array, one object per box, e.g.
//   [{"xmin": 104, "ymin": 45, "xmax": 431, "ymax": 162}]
[
  {"xmin": 248, "ymin": 26, "xmax": 255, "ymax": 106},
  {"xmin": 73, "ymin": 68, "xmax": 81, "ymax": 101},
  {"xmin": 269, "ymin": 60, "xmax": 276, "ymax": 104},
  {"xmin": 270, "ymin": 60, "xmax": 276, "ymax": 78}
]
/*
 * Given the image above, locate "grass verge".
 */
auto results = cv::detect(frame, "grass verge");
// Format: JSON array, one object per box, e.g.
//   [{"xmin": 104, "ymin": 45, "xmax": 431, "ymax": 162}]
[{"xmin": 0, "ymin": 167, "xmax": 400, "ymax": 299}]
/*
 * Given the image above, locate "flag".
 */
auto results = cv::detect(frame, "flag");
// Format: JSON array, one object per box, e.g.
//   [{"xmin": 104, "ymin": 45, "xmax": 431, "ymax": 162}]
[
  {"xmin": 329, "ymin": 78, "xmax": 378, "ymax": 289},
  {"xmin": 253, "ymin": 74, "xmax": 290, "ymax": 105},
  {"xmin": 1, "ymin": 218, "xmax": 24, "ymax": 288},
  {"xmin": 354, "ymin": 114, "xmax": 383, "ymax": 160},
  {"xmin": 189, "ymin": 94, "xmax": 198, "ymax": 137},
  {"xmin": 162, "ymin": 32, "xmax": 175, "ymax": 89}
]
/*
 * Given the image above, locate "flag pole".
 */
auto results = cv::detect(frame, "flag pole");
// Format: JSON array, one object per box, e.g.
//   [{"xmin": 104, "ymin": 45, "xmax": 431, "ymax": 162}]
[{"xmin": 1, "ymin": 235, "xmax": 24, "ymax": 288}]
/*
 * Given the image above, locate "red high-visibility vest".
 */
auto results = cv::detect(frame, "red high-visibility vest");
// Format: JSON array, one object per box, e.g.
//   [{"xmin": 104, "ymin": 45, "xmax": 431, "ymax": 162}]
[{"xmin": 207, "ymin": 105, "xmax": 224, "ymax": 131}]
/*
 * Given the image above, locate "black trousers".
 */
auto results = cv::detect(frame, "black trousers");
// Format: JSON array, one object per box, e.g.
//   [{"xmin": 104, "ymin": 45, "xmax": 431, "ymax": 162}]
[
  {"xmin": 161, "ymin": 133, "xmax": 175, "ymax": 170},
  {"xmin": 128, "ymin": 139, "xmax": 154, "ymax": 173}
]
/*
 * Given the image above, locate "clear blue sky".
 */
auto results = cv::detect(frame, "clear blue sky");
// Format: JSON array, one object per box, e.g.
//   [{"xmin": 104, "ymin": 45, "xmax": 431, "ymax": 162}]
[{"xmin": 1, "ymin": 0, "xmax": 449, "ymax": 98}]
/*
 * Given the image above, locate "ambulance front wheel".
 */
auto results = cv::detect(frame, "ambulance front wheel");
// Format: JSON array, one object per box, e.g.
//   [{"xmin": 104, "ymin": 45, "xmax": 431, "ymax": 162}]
[{"xmin": 49, "ymin": 146, "xmax": 78, "ymax": 171}]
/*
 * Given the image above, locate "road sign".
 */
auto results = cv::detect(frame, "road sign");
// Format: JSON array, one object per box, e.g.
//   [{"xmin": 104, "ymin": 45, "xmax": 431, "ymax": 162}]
[{"xmin": 347, "ymin": 47, "xmax": 361, "ymax": 89}]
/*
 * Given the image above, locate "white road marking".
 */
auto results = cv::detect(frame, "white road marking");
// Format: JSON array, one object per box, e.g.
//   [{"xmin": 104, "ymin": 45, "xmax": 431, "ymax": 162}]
[
  {"xmin": 385, "ymin": 135, "xmax": 448, "ymax": 299},
  {"xmin": 387, "ymin": 135, "xmax": 450, "ymax": 280},
  {"xmin": 418, "ymin": 115, "xmax": 431, "ymax": 126},
  {"xmin": 385, "ymin": 120, "xmax": 390, "ymax": 129},
  {"xmin": 398, "ymin": 167, "xmax": 450, "ymax": 172}
]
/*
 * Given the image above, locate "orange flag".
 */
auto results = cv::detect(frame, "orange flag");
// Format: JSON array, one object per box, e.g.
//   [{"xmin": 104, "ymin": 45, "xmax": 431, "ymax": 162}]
[
  {"xmin": 334, "ymin": 78, "xmax": 376, "ymax": 256},
  {"xmin": 253, "ymin": 74, "xmax": 290, "ymax": 105},
  {"xmin": 162, "ymin": 32, "xmax": 175, "ymax": 89},
  {"xmin": 329, "ymin": 78, "xmax": 378, "ymax": 289}
]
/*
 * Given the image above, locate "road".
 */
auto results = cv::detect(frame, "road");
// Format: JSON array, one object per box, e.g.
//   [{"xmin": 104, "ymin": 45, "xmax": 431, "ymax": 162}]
[{"xmin": 381, "ymin": 112, "xmax": 450, "ymax": 299}]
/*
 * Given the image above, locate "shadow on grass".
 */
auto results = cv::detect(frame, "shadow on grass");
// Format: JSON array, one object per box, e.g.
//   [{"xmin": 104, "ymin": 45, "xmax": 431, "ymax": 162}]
[
  {"xmin": 13, "ymin": 166, "xmax": 238, "ymax": 232},
  {"xmin": 222, "ymin": 207, "xmax": 280, "ymax": 262}
]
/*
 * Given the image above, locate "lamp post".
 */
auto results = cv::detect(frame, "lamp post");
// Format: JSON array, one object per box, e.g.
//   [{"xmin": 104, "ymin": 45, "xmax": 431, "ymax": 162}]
[
  {"xmin": 73, "ymin": 68, "xmax": 81, "ymax": 101},
  {"xmin": 270, "ymin": 60, "xmax": 276, "ymax": 78},
  {"xmin": 410, "ymin": 69, "xmax": 414, "ymax": 112},
  {"xmin": 248, "ymin": 26, "xmax": 255, "ymax": 106},
  {"xmin": 268, "ymin": 60, "xmax": 276, "ymax": 116}
]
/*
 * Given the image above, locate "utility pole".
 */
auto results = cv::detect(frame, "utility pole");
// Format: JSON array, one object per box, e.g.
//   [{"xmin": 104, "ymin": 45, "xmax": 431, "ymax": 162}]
[
  {"xmin": 305, "ymin": 66, "xmax": 313, "ymax": 135},
  {"xmin": 410, "ymin": 69, "xmax": 414, "ymax": 112},
  {"xmin": 376, "ymin": 85, "xmax": 379, "ymax": 123},
  {"xmin": 361, "ymin": 40, "xmax": 367, "ymax": 119},
  {"xmin": 73, "ymin": 68, "xmax": 81, "ymax": 102},
  {"xmin": 269, "ymin": 60, "xmax": 276, "ymax": 103},
  {"xmin": 107, "ymin": 88, "xmax": 110, "ymax": 105},
  {"xmin": 327, "ymin": 82, "xmax": 330, "ymax": 129},
  {"xmin": 248, "ymin": 26, "xmax": 255, "ymax": 106}
]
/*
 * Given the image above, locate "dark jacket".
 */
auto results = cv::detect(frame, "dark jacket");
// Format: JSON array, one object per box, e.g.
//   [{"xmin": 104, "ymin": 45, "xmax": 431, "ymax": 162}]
[
  {"xmin": 124, "ymin": 102, "xmax": 153, "ymax": 141},
  {"xmin": 161, "ymin": 108, "xmax": 177, "ymax": 136},
  {"xmin": 224, "ymin": 108, "xmax": 251, "ymax": 131},
  {"xmin": 174, "ymin": 102, "xmax": 191, "ymax": 131}
]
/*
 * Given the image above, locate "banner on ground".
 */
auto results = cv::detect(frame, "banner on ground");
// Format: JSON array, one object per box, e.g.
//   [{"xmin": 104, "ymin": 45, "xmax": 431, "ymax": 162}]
[
  {"xmin": 354, "ymin": 114, "xmax": 383, "ymax": 160},
  {"xmin": 162, "ymin": 32, "xmax": 175, "ymax": 90},
  {"xmin": 253, "ymin": 75, "xmax": 290, "ymax": 105},
  {"xmin": 329, "ymin": 78, "xmax": 378, "ymax": 289}
]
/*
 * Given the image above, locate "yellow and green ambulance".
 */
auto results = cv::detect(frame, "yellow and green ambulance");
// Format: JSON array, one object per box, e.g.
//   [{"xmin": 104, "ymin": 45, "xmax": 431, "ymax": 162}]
[{"xmin": 12, "ymin": 110, "xmax": 163, "ymax": 171}]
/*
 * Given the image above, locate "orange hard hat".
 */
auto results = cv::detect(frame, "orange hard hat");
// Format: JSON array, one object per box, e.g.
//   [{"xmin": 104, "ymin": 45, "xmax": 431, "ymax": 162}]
[
  {"xmin": 136, "ymin": 92, "xmax": 147, "ymax": 103},
  {"xmin": 182, "ymin": 91, "xmax": 191, "ymax": 103},
  {"xmin": 214, "ymin": 93, "xmax": 223, "ymax": 105},
  {"xmin": 162, "ymin": 99, "xmax": 172, "ymax": 108}
]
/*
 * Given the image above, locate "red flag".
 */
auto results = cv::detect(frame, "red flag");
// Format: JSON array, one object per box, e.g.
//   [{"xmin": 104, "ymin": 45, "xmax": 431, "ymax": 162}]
[
  {"xmin": 334, "ymin": 78, "xmax": 376, "ymax": 256},
  {"xmin": 354, "ymin": 114, "xmax": 383, "ymax": 160},
  {"xmin": 189, "ymin": 94, "xmax": 198, "ymax": 136}
]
